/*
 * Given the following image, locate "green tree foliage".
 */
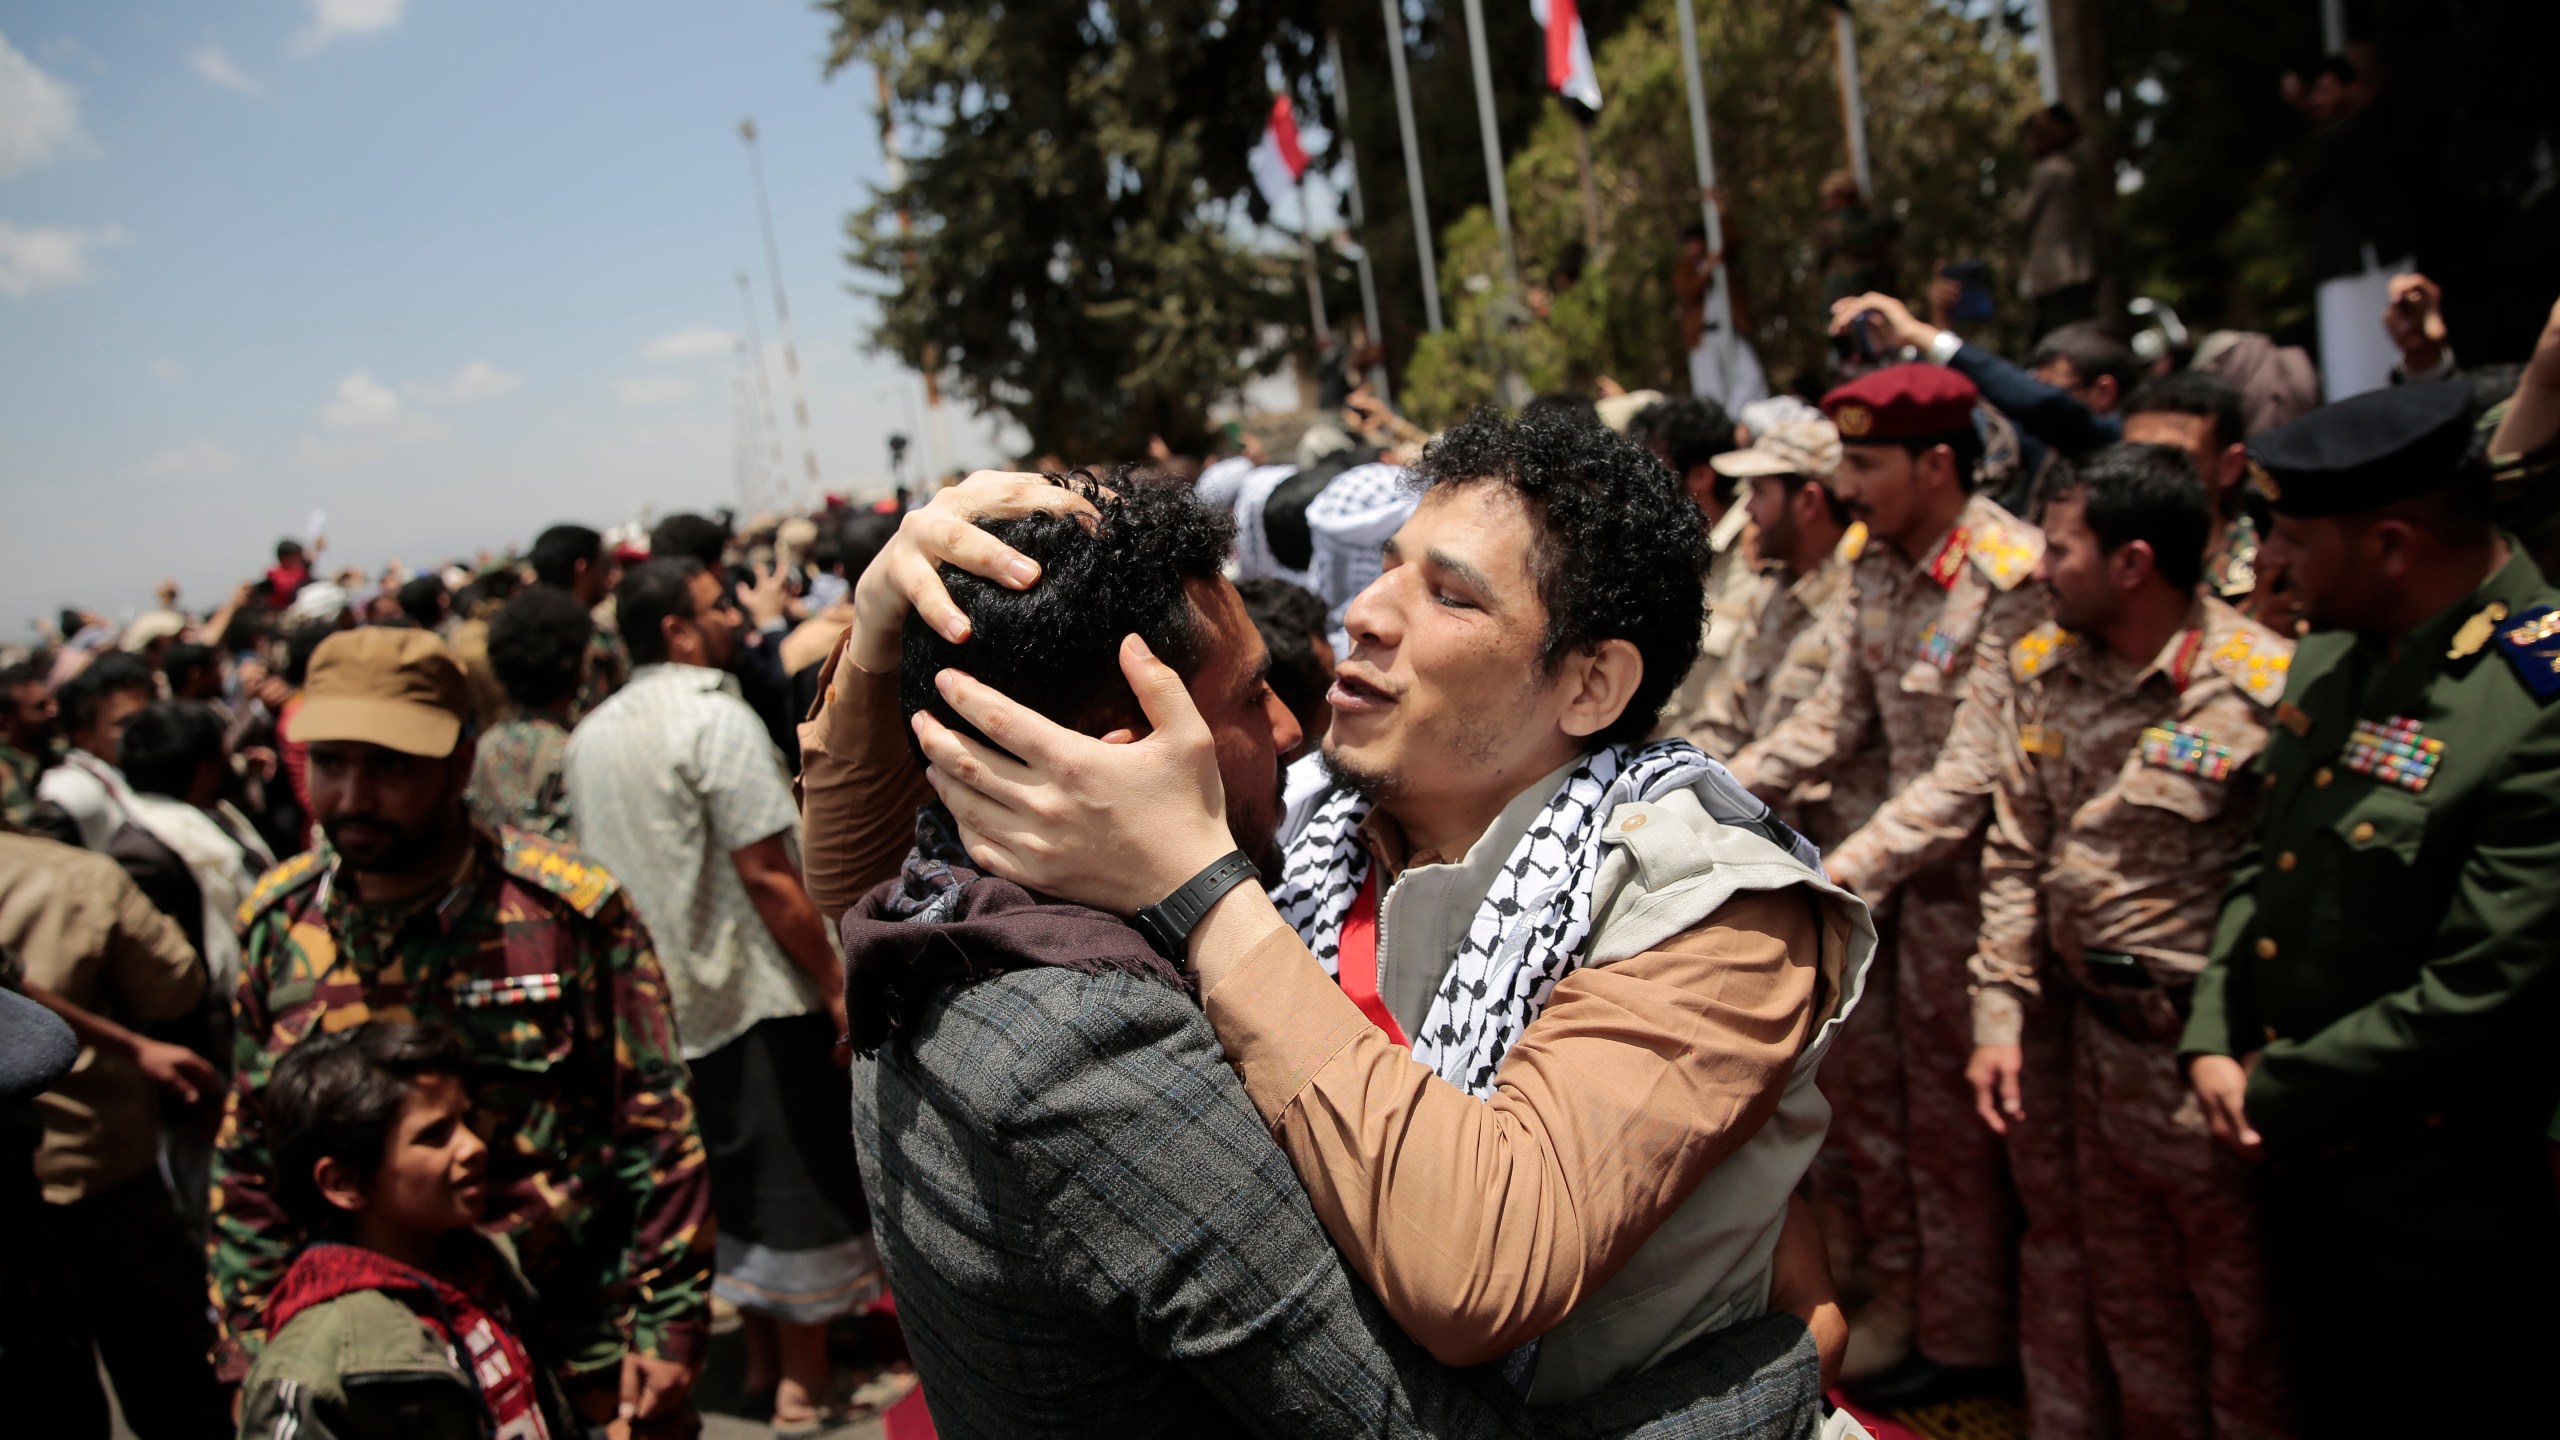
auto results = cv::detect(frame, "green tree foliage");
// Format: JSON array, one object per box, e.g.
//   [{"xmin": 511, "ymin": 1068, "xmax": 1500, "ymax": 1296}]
[
  {"xmin": 827, "ymin": 2, "xmax": 1331, "ymax": 459},
  {"xmin": 1403, "ymin": 0, "xmax": 2040, "ymax": 426}
]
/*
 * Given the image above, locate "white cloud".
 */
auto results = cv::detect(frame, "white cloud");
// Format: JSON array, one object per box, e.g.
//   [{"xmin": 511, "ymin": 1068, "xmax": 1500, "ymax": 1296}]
[
  {"xmin": 615, "ymin": 376, "xmax": 695, "ymax": 409},
  {"xmin": 293, "ymin": 0, "xmax": 409, "ymax": 57},
  {"xmin": 319, "ymin": 368, "xmax": 448, "ymax": 441},
  {"xmin": 322, "ymin": 369, "xmax": 402, "ymax": 430},
  {"xmin": 148, "ymin": 357, "xmax": 187, "ymax": 382},
  {"xmin": 642, "ymin": 326, "xmax": 737, "ymax": 363},
  {"xmin": 189, "ymin": 45, "xmax": 261, "ymax": 95},
  {"xmin": 0, "ymin": 221, "xmax": 125, "ymax": 298},
  {"xmin": 0, "ymin": 30, "xmax": 88, "ymax": 178},
  {"xmin": 134, "ymin": 439, "xmax": 243, "ymax": 481},
  {"xmin": 411, "ymin": 360, "xmax": 521, "ymax": 404}
]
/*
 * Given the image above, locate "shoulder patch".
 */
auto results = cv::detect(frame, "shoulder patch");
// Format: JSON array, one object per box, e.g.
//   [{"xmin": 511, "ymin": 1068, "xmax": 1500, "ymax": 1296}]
[
  {"xmin": 238, "ymin": 851, "xmax": 327, "ymax": 929},
  {"xmin": 2009, "ymin": 623, "xmax": 2078, "ymax": 682},
  {"xmin": 499, "ymin": 831, "xmax": 620, "ymax": 918},
  {"xmin": 2493, "ymin": 604, "xmax": 2560, "ymax": 702},
  {"xmin": 2207, "ymin": 626, "xmax": 2293, "ymax": 708},
  {"xmin": 1968, "ymin": 520, "xmax": 2044, "ymax": 592}
]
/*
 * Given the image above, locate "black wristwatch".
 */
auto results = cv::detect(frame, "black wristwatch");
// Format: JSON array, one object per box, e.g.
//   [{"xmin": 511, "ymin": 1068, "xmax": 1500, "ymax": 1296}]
[{"xmin": 1131, "ymin": 851, "xmax": 1259, "ymax": 961}]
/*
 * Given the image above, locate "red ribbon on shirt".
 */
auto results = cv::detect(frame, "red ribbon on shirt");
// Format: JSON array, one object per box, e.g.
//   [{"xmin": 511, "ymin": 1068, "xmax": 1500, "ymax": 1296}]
[{"xmin": 1337, "ymin": 868, "xmax": 1410, "ymax": 1048}]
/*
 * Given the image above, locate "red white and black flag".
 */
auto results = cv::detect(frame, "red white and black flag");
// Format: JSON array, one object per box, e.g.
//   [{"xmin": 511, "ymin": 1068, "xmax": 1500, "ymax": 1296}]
[
  {"xmin": 1250, "ymin": 92, "xmax": 1314, "ymax": 220},
  {"xmin": 1530, "ymin": 0, "xmax": 1602, "ymax": 111}
]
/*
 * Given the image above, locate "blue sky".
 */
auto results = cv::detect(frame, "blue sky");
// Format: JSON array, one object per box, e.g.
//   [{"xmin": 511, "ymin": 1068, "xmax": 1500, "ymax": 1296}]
[{"xmin": 0, "ymin": 0, "xmax": 1018, "ymax": 641}]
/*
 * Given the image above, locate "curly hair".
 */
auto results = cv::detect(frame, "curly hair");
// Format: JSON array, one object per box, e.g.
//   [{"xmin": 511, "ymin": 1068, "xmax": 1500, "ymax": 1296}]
[
  {"xmin": 1411, "ymin": 407, "xmax": 1712, "ymax": 748},
  {"xmin": 900, "ymin": 470, "xmax": 1237, "ymax": 751},
  {"xmin": 488, "ymin": 585, "xmax": 594, "ymax": 710}
]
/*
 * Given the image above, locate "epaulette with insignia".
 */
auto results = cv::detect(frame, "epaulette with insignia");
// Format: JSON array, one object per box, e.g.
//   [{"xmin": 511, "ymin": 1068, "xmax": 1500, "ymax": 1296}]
[
  {"xmin": 2207, "ymin": 626, "xmax": 2292, "ymax": 708},
  {"xmin": 237, "ymin": 850, "xmax": 327, "ymax": 929},
  {"xmin": 1968, "ymin": 520, "xmax": 2043, "ymax": 592},
  {"xmin": 2009, "ymin": 622, "xmax": 2077, "ymax": 681},
  {"xmin": 1839, "ymin": 521, "xmax": 1868, "ymax": 563},
  {"xmin": 499, "ymin": 831, "xmax": 621, "ymax": 918},
  {"xmin": 1925, "ymin": 526, "xmax": 1972, "ymax": 589},
  {"xmin": 2493, "ymin": 604, "xmax": 2560, "ymax": 703}
]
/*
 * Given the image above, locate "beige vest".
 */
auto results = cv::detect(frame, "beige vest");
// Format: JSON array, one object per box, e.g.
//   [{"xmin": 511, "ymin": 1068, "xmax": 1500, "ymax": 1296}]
[{"xmin": 1368, "ymin": 760, "xmax": 1876, "ymax": 1403}]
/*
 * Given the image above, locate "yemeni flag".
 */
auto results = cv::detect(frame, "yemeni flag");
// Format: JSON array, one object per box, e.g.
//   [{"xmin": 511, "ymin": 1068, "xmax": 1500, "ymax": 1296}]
[
  {"xmin": 1529, "ymin": 0, "xmax": 1602, "ymax": 111},
  {"xmin": 1250, "ymin": 92, "xmax": 1315, "ymax": 221}
]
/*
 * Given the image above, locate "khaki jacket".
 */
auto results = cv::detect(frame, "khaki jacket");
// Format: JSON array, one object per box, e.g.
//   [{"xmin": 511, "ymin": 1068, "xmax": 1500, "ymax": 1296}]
[{"xmin": 1347, "ymin": 762, "xmax": 1876, "ymax": 1401}]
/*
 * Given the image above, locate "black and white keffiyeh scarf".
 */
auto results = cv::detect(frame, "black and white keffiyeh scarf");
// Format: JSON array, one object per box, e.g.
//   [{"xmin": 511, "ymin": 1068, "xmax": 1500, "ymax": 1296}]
[{"xmin": 1269, "ymin": 739, "xmax": 1819, "ymax": 1098}]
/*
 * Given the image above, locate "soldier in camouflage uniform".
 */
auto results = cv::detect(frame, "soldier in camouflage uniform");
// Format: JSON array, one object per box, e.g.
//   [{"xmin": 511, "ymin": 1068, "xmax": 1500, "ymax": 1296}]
[
  {"xmin": 1965, "ymin": 445, "xmax": 2295, "ymax": 1439},
  {"xmin": 1728, "ymin": 366, "xmax": 2098, "ymax": 1434},
  {"xmin": 209, "ymin": 627, "xmax": 711, "ymax": 1436},
  {"xmin": 1656, "ymin": 417, "xmax": 1914, "ymax": 1360}
]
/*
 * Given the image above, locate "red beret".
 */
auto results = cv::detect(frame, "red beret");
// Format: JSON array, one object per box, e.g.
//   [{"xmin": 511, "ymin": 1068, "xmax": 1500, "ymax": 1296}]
[{"xmin": 1821, "ymin": 363, "xmax": 1980, "ymax": 443}]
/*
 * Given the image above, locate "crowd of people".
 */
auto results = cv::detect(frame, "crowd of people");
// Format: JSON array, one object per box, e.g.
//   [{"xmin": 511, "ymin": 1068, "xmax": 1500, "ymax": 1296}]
[{"xmin": 3, "ymin": 133, "xmax": 2560, "ymax": 1440}]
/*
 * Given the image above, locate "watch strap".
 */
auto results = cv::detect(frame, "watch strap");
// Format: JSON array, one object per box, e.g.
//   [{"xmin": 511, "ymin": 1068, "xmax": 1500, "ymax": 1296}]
[{"xmin": 1134, "ymin": 851, "xmax": 1258, "ymax": 960}]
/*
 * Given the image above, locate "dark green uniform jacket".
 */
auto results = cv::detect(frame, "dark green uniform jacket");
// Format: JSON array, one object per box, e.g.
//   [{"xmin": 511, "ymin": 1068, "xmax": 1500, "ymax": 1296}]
[{"xmin": 2182, "ymin": 542, "xmax": 2560, "ymax": 1152}]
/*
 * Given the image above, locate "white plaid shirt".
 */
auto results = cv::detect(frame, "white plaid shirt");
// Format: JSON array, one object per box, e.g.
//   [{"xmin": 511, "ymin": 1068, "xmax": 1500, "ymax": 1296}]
[{"xmin": 564, "ymin": 663, "xmax": 816, "ymax": 1058}]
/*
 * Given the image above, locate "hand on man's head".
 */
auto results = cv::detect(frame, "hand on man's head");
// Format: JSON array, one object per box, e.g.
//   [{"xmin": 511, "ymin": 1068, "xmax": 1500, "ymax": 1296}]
[{"xmin": 846, "ymin": 471, "xmax": 1099, "ymax": 676}]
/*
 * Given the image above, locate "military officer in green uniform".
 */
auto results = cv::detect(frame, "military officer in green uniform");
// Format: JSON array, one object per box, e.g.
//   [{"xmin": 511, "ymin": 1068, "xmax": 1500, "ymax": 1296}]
[
  {"xmin": 2180, "ymin": 381, "xmax": 2560, "ymax": 1439},
  {"xmin": 207, "ymin": 628, "xmax": 714, "ymax": 1436}
]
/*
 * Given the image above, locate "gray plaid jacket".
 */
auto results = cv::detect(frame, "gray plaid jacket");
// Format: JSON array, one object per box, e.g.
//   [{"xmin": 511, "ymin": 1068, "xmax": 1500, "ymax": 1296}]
[{"xmin": 848, "ymin": 964, "xmax": 1824, "ymax": 1438}]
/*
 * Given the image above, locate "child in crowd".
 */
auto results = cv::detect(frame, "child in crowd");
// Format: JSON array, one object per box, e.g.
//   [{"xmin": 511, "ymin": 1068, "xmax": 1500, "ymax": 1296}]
[{"xmin": 238, "ymin": 1022, "xmax": 575, "ymax": 1440}]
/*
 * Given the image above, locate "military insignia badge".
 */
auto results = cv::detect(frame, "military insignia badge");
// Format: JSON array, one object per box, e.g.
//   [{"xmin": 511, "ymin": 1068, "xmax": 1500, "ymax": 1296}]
[
  {"xmin": 1968, "ymin": 523, "xmax": 2041, "ymax": 591},
  {"xmin": 2141, "ymin": 723, "xmax": 2235, "ymax": 781},
  {"xmin": 1925, "ymin": 526, "xmax": 1972, "ymax": 589},
  {"xmin": 2275, "ymin": 702, "xmax": 2313, "ymax": 737},
  {"xmin": 1835, "ymin": 403, "xmax": 1873, "ymax": 437},
  {"xmin": 2493, "ymin": 604, "xmax": 2560, "ymax": 701},
  {"xmin": 2207, "ymin": 630, "xmax": 2291, "ymax": 707},
  {"xmin": 2009, "ymin": 623, "xmax": 2077, "ymax": 681},
  {"xmin": 2448, "ymin": 601, "xmax": 2510, "ymax": 660},
  {"xmin": 455, "ymin": 973, "xmax": 566, "ymax": 1009},
  {"xmin": 2019, "ymin": 724, "xmax": 2065, "ymax": 758},
  {"xmin": 2341, "ymin": 716, "xmax": 2444, "ymax": 792},
  {"xmin": 2248, "ymin": 460, "xmax": 2280, "ymax": 504},
  {"xmin": 1917, "ymin": 622, "xmax": 1964, "ymax": 673}
]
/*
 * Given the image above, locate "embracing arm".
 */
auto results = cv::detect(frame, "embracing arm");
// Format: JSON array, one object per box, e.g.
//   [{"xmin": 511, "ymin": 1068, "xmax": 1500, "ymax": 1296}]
[{"xmin": 797, "ymin": 645, "xmax": 933, "ymax": 925}]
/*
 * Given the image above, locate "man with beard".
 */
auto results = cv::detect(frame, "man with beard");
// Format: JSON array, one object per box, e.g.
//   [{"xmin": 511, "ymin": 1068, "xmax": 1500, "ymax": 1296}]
[
  {"xmin": 1961, "ymin": 444, "xmax": 2295, "ymax": 1438},
  {"xmin": 207, "ymin": 628, "xmax": 714, "ymax": 1437},
  {"xmin": 859, "ymin": 415, "xmax": 1875, "ymax": 1408},
  {"xmin": 828, "ymin": 471, "xmax": 1843, "ymax": 1436},
  {"xmin": 2181, "ymin": 382, "xmax": 2560, "ymax": 1437}
]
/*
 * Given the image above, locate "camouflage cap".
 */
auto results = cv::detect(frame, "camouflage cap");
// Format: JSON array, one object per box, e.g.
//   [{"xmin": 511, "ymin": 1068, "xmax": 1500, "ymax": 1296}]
[
  {"xmin": 1710, "ymin": 416, "xmax": 1845, "ymax": 486},
  {"xmin": 290, "ymin": 628, "xmax": 471, "ymax": 758}
]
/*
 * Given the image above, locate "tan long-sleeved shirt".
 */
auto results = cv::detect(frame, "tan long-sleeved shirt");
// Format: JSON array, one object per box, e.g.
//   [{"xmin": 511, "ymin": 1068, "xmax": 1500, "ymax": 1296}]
[
  {"xmin": 0, "ymin": 828, "xmax": 206, "ymax": 1202},
  {"xmin": 798, "ymin": 642, "xmax": 1821, "ymax": 1363}
]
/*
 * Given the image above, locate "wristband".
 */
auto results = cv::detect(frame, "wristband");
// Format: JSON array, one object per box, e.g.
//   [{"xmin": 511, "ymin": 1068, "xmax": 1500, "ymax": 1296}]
[
  {"xmin": 1132, "ymin": 851, "xmax": 1258, "ymax": 961},
  {"xmin": 1926, "ymin": 329, "xmax": 1964, "ymax": 367}
]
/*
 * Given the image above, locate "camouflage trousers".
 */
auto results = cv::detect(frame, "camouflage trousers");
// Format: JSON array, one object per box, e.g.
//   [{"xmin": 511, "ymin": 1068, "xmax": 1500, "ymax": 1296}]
[
  {"xmin": 2072, "ymin": 1003, "xmax": 2294, "ymax": 1440},
  {"xmin": 1899, "ymin": 868, "xmax": 2107, "ymax": 1440},
  {"xmin": 1809, "ymin": 900, "xmax": 1918, "ymax": 1310}
]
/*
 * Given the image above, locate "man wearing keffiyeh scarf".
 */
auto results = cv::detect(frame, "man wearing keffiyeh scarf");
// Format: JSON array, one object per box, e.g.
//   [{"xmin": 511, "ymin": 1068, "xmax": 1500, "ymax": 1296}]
[{"xmin": 905, "ymin": 410, "xmax": 1877, "ymax": 1406}]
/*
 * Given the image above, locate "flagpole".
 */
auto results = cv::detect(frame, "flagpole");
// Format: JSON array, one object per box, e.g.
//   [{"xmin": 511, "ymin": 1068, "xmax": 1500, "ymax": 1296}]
[
  {"xmin": 1458, "ymin": 0, "xmax": 1522, "ymax": 304},
  {"xmin": 1293, "ymin": 168, "xmax": 1332, "ymax": 345},
  {"xmin": 1828, "ymin": 2, "xmax": 1873, "ymax": 195},
  {"xmin": 1670, "ymin": 0, "xmax": 1734, "ymax": 394},
  {"xmin": 1326, "ymin": 32, "xmax": 1391, "ymax": 402},
  {"xmin": 1380, "ymin": 0, "xmax": 1443, "ymax": 335}
]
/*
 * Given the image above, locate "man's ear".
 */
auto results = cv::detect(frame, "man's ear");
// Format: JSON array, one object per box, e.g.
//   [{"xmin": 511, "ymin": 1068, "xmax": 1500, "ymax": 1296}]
[
  {"xmin": 2217, "ymin": 443, "xmax": 2251, "ymax": 494},
  {"xmin": 1557, "ymin": 638, "xmax": 1646, "ymax": 741},
  {"xmin": 313, "ymin": 1155, "xmax": 370, "ymax": 1217},
  {"xmin": 2090, "ymin": 375, "xmax": 2121, "ymax": 412},
  {"xmin": 2368, "ymin": 517, "xmax": 2422, "ymax": 581}
]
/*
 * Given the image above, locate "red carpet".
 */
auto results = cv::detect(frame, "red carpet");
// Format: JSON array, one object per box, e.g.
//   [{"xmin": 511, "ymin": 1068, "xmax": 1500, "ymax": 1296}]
[{"xmin": 1829, "ymin": 1389, "xmax": 2027, "ymax": 1440}]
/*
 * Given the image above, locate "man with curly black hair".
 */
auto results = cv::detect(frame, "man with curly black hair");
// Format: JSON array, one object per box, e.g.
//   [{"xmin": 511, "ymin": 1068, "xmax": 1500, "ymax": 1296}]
[{"xmin": 842, "ymin": 411, "xmax": 1879, "ymax": 1408}]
